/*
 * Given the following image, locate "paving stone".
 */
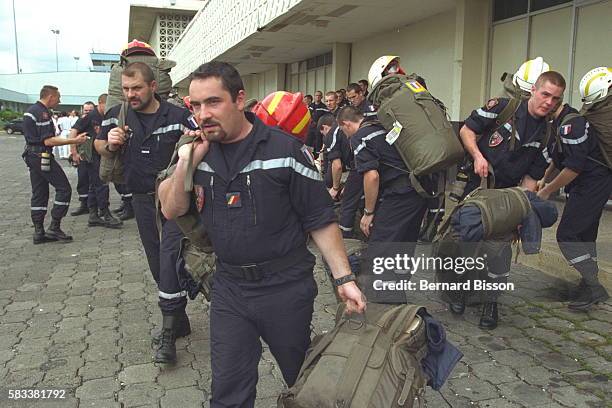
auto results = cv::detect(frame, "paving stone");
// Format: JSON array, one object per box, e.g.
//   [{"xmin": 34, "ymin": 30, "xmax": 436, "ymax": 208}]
[
  {"xmin": 515, "ymin": 365, "xmax": 568, "ymax": 387},
  {"xmin": 523, "ymin": 327, "xmax": 565, "ymax": 344},
  {"xmin": 75, "ymin": 377, "xmax": 120, "ymax": 400},
  {"xmin": 160, "ymin": 387, "xmax": 206, "ymax": 408},
  {"xmin": 118, "ymin": 363, "xmax": 159, "ymax": 384},
  {"xmin": 77, "ymin": 399, "xmax": 121, "ymax": 408},
  {"xmin": 497, "ymin": 381, "xmax": 553, "ymax": 406},
  {"xmin": 582, "ymin": 355, "xmax": 612, "ymax": 375},
  {"xmin": 538, "ymin": 316, "xmax": 576, "ymax": 331},
  {"xmin": 471, "ymin": 361, "xmax": 518, "ymax": 384},
  {"xmin": 5, "ymin": 300, "xmax": 38, "ymax": 312},
  {"xmin": 118, "ymin": 382, "xmax": 165, "ymax": 407},
  {"xmin": 477, "ymin": 398, "xmax": 523, "ymax": 408},
  {"xmin": 448, "ymin": 375, "xmax": 500, "ymax": 401},
  {"xmin": 550, "ymin": 339, "xmax": 598, "ymax": 359},
  {"xmin": 535, "ymin": 351, "xmax": 583, "ymax": 373},
  {"xmin": 566, "ymin": 330, "xmax": 607, "ymax": 346},
  {"xmin": 490, "ymin": 349, "xmax": 537, "ymax": 368},
  {"xmin": 157, "ymin": 364, "xmax": 200, "ymax": 388},
  {"xmin": 550, "ymin": 385, "xmax": 604, "ymax": 408},
  {"xmin": 79, "ymin": 359, "xmax": 121, "ymax": 381}
]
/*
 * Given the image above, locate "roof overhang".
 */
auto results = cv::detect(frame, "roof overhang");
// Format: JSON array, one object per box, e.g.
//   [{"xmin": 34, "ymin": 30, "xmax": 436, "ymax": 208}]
[
  {"xmin": 128, "ymin": 2, "xmax": 200, "ymax": 42},
  {"xmin": 216, "ymin": 0, "xmax": 456, "ymax": 76}
]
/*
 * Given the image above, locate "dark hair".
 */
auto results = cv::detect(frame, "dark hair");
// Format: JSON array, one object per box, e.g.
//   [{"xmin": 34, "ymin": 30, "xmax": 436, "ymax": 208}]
[
  {"xmin": 244, "ymin": 98, "xmax": 258, "ymax": 112},
  {"xmin": 535, "ymin": 71, "xmax": 566, "ymax": 90},
  {"xmin": 317, "ymin": 114, "xmax": 336, "ymax": 131},
  {"xmin": 190, "ymin": 61, "xmax": 244, "ymax": 102},
  {"xmin": 40, "ymin": 85, "xmax": 59, "ymax": 99},
  {"xmin": 358, "ymin": 79, "xmax": 368, "ymax": 87},
  {"xmin": 83, "ymin": 101, "xmax": 95, "ymax": 107},
  {"xmin": 304, "ymin": 94, "xmax": 313, "ymax": 100},
  {"xmin": 98, "ymin": 93, "xmax": 108, "ymax": 104},
  {"xmin": 123, "ymin": 61, "xmax": 155, "ymax": 83},
  {"xmin": 346, "ymin": 83, "xmax": 362, "ymax": 94},
  {"xmin": 337, "ymin": 106, "xmax": 363, "ymax": 124}
]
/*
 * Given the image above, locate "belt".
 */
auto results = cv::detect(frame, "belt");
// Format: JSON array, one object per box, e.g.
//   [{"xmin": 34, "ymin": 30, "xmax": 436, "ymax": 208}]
[
  {"xmin": 217, "ymin": 245, "xmax": 311, "ymax": 281},
  {"xmin": 25, "ymin": 145, "xmax": 51, "ymax": 154}
]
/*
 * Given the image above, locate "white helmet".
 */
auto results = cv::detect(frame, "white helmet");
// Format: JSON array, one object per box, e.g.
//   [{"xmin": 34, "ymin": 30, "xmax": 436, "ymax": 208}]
[
  {"xmin": 579, "ymin": 67, "xmax": 612, "ymax": 104},
  {"xmin": 512, "ymin": 56, "xmax": 550, "ymax": 93},
  {"xmin": 368, "ymin": 55, "xmax": 401, "ymax": 89}
]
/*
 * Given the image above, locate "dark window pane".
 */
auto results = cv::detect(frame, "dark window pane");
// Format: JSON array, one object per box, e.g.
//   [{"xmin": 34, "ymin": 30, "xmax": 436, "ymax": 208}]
[
  {"xmin": 493, "ymin": 0, "xmax": 528, "ymax": 21},
  {"xmin": 530, "ymin": 0, "xmax": 571, "ymax": 12}
]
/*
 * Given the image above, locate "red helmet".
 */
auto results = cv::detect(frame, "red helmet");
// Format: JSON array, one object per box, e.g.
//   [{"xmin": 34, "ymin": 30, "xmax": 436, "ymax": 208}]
[
  {"xmin": 122, "ymin": 39, "xmax": 156, "ymax": 57},
  {"xmin": 183, "ymin": 96, "xmax": 192, "ymax": 112},
  {"xmin": 253, "ymin": 91, "xmax": 311, "ymax": 142}
]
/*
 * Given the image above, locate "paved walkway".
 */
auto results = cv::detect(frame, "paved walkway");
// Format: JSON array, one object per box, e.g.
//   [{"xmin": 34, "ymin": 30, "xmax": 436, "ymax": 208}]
[{"xmin": 0, "ymin": 133, "xmax": 610, "ymax": 407}]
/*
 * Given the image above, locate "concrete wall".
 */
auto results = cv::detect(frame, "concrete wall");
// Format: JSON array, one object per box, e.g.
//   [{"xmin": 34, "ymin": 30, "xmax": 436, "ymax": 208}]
[
  {"xmin": 242, "ymin": 64, "xmax": 287, "ymax": 102},
  {"xmin": 350, "ymin": 10, "xmax": 457, "ymax": 118}
]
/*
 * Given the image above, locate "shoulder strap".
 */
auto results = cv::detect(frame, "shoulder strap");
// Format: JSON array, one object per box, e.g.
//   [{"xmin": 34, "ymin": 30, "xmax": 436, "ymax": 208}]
[{"xmin": 555, "ymin": 112, "xmax": 581, "ymax": 155}]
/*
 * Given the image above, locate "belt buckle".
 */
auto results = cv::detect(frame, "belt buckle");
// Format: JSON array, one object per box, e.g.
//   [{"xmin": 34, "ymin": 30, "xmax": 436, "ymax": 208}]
[{"xmin": 241, "ymin": 264, "xmax": 262, "ymax": 281}]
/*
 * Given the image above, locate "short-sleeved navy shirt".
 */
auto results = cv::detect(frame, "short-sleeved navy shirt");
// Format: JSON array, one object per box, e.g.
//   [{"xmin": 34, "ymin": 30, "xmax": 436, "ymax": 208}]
[{"xmin": 23, "ymin": 101, "xmax": 55, "ymax": 151}]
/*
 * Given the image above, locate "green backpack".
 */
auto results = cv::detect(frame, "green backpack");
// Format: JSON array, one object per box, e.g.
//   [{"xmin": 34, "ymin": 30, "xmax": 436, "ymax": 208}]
[
  {"xmin": 278, "ymin": 303, "xmax": 428, "ymax": 408},
  {"xmin": 106, "ymin": 55, "xmax": 176, "ymax": 112},
  {"xmin": 557, "ymin": 95, "xmax": 612, "ymax": 170},
  {"xmin": 369, "ymin": 74, "xmax": 464, "ymax": 197},
  {"xmin": 99, "ymin": 102, "xmax": 127, "ymax": 184},
  {"xmin": 156, "ymin": 135, "xmax": 216, "ymax": 300}
]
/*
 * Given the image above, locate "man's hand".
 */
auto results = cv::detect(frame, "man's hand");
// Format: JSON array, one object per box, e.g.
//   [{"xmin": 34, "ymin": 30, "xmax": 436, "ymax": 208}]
[
  {"xmin": 108, "ymin": 126, "xmax": 129, "ymax": 147},
  {"xmin": 536, "ymin": 178, "xmax": 546, "ymax": 192},
  {"xmin": 337, "ymin": 281, "xmax": 366, "ymax": 314},
  {"xmin": 178, "ymin": 129, "xmax": 210, "ymax": 166},
  {"xmin": 360, "ymin": 214, "xmax": 374, "ymax": 237},
  {"xmin": 73, "ymin": 132, "xmax": 88, "ymax": 145},
  {"xmin": 328, "ymin": 187, "xmax": 340, "ymax": 201},
  {"xmin": 474, "ymin": 154, "xmax": 489, "ymax": 178}
]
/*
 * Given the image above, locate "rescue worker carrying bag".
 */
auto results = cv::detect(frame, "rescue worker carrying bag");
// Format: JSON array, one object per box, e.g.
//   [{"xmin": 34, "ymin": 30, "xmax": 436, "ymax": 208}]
[
  {"xmin": 278, "ymin": 303, "xmax": 429, "ymax": 408},
  {"xmin": 368, "ymin": 74, "xmax": 464, "ymax": 197}
]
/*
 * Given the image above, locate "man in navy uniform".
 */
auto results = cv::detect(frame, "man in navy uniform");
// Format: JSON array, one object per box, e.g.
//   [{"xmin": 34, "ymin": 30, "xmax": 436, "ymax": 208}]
[
  {"xmin": 158, "ymin": 61, "xmax": 366, "ymax": 407},
  {"xmin": 22, "ymin": 85, "xmax": 87, "ymax": 244},
  {"xmin": 96, "ymin": 62, "xmax": 199, "ymax": 363}
]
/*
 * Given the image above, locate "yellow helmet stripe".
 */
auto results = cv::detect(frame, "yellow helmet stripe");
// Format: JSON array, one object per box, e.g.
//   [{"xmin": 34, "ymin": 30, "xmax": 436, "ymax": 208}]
[
  {"xmin": 291, "ymin": 111, "xmax": 311, "ymax": 135},
  {"xmin": 585, "ymin": 72, "xmax": 607, "ymax": 96},
  {"xmin": 266, "ymin": 92, "xmax": 285, "ymax": 115},
  {"xmin": 523, "ymin": 60, "xmax": 533, "ymax": 81}
]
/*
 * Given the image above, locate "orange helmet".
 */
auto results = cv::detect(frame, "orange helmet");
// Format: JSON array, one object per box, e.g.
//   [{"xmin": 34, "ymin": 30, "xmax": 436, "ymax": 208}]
[
  {"xmin": 122, "ymin": 39, "xmax": 156, "ymax": 57},
  {"xmin": 253, "ymin": 91, "xmax": 311, "ymax": 142}
]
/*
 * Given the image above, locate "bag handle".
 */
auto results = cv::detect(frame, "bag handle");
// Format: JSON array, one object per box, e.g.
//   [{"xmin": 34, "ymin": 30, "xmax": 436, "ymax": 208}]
[{"xmin": 478, "ymin": 165, "xmax": 496, "ymax": 189}]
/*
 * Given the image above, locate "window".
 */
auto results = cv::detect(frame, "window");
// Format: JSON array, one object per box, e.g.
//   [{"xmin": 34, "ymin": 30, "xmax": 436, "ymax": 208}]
[
  {"xmin": 493, "ymin": 0, "xmax": 528, "ymax": 21},
  {"xmin": 530, "ymin": 0, "xmax": 571, "ymax": 12}
]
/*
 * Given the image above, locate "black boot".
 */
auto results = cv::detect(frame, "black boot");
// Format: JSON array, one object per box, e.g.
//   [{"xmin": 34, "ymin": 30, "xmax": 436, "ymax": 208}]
[
  {"xmin": 33, "ymin": 222, "xmax": 57, "ymax": 244},
  {"xmin": 152, "ymin": 310, "xmax": 191, "ymax": 344},
  {"xmin": 70, "ymin": 201, "xmax": 89, "ymax": 216},
  {"xmin": 154, "ymin": 315, "xmax": 177, "ymax": 364},
  {"xmin": 112, "ymin": 201, "xmax": 126, "ymax": 214},
  {"xmin": 479, "ymin": 302, "xmax": 498, "ymax": 330},
  {"xmin": 88, "ymin": 207, "xmax": 105, "ymax": 227},
  {"xmin": 46, "ymin": 218, "xmax": 73, "ymax": 242},
  {"xmin": 119, "ymin": 201, "xmax": 134, "ymax": 221},
  {"xmin": 568, "ymin": 284, "xmax": 609, "ymax": 311},
  {"xmin": 100, "ymin": 208, "xmax": 123, "ymax": 229},
  {"xmin": 448, "ymin": 290, "xmax": 466, "ymax": 315},
  {"xmin": 559, "ymin": 279, "xmax": 587, "ymax": 301}
]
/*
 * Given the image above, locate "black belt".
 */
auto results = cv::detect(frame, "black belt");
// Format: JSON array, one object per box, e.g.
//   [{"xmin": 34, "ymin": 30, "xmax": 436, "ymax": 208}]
[
  {"xmin": 217, "ymin": 246, "xmax": 311, "ymax": 281},
  {"xmin": 25, "ymin": 145, "xmax": 51, "ymax": 154}
]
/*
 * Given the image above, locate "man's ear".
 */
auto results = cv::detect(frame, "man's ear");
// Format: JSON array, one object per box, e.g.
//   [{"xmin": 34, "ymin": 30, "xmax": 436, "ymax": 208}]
[
  {"xmin": 531, "ymin": 84, "xmax": 537, "ymax": 94},
  {"xmin": 235, "ymin": 90, "xmax": 247, "ymax": 111},
  {"xmin": 151, "ymin": 80, "xmax": 158, "ymax": 93}
]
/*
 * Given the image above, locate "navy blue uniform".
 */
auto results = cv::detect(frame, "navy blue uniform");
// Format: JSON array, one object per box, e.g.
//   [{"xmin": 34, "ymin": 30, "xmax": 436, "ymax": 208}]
[
  {"xmin": 550, "ymin": 105, "xmax": 612, "ymax": 286},
  {"xmin": 354, "ymin": 122, "xmax": 427, "ymax": 243},
  {"xmin": 355, "ymin": 99, "xmax": 378, "ymax": 123},
  {"xmin": 72, "ymin": 109, "xmax": 110, "ymax": 211},
  {"xmin": 305, "ymin": 102, "xmax": 329, "ymax": 155},
  {"xmin": 98, "ymin": 97, "xmax": 198, "ymax": 314},
  {"xmin": 192, "ymin": 112, "xmax": 335, "ymax": 407},
  {"xmin": 463, "ymin": 98, "xmax": 548, "ymax": 295},
  {"xmin": 22, "ymin": 102, "xmax": 71, "ymax": 224}
]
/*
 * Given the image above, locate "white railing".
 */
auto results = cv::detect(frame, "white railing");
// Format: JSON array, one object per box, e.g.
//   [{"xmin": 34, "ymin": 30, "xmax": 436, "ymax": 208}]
[{"xmin": 168, "ymin": 0, "xmax": 303, "ymax": 84}]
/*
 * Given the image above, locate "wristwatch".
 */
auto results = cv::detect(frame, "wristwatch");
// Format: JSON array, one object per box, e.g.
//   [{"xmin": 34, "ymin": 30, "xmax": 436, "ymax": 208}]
[
  {"xmin": 333, "ymin": 273, "xmax": 357, "ymax": 287},
  {"xmin": 363, "ymin": 208, "xmax": 375, "ymax": 216}
]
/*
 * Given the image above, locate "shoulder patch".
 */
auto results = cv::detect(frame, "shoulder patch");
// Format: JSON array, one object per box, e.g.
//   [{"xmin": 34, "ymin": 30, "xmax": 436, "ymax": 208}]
[
  {"xmin": 560, "ymin": 124, "xmax": 572, "ymax": 136},
  {"xmin": 300, "ymin": 144, "xmax": 315, "ymax": 166},
  {"xmin": 486, "ymin": 98, "xmax": 499, "ymax": 110},
  {"xmin": 489, "ymin": 131, "xmax": 503, "ymax": 147}
]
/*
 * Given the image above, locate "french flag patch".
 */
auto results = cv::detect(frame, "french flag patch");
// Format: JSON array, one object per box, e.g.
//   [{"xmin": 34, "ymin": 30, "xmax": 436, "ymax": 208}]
[{"xmin": 560, "ymin": 124, "xmax": 572, "ymax": 135}]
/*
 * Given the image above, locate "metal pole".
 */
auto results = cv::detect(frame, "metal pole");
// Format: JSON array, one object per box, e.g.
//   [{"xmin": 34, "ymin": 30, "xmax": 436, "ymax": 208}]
[
  {"xmin": 51, "ymin": 29, "xmax": 60, "ymax": 71},
  {"xmin": 12, "ymin": 0, "xmax": 20, "ymax": 73}
]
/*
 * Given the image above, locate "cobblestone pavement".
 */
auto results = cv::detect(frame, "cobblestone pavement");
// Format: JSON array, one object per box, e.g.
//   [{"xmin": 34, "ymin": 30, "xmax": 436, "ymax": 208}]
[{"xmin": 0, "ymin": 134, "xmax": 610, "ymax": 408}]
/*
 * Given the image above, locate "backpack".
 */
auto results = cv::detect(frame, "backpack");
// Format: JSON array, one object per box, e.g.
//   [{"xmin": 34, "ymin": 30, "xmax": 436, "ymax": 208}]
[
  {"xmin": 558, "ymin": 95, "xmax": 612, "ymax": 169},
  {"xmin": 99, "ymin": 102, "xmax": 128, "ymax": 184},
  {"xmin": 156, "ymin": 135, "xmax": 216, "ymax": 301},
  {"xmin": 278, "ymin": 303, "xmax": 428, "ymax": 408},
  {"xmin": 368, "ymin": 74, "xmax": 464, "ymax": 198},
  {"xmin": 106, "ymin": 55, "xmax": 176, "ymax": 112}
]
